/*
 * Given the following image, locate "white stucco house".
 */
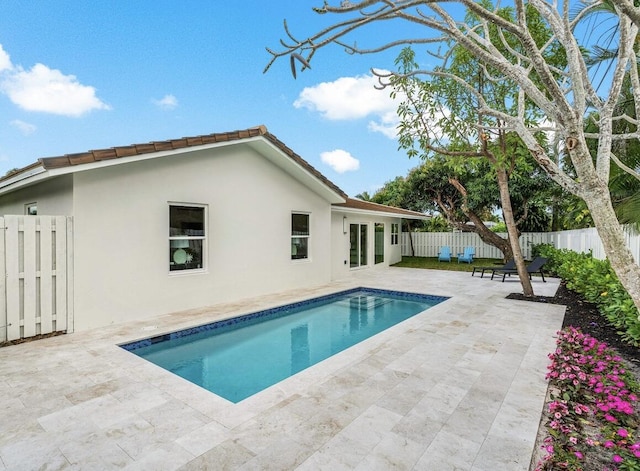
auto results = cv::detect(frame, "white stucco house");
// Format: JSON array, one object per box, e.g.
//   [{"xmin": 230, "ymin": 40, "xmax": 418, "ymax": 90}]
[{"xmin": 0, "ymin": 125, "xmax": 426, "ymax": 332}]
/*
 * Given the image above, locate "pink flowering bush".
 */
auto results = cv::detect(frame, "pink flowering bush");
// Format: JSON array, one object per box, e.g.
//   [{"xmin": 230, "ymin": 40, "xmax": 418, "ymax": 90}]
[{"xmin": 536, "ymin": 327, "xmax": 640, "ymax": 470}]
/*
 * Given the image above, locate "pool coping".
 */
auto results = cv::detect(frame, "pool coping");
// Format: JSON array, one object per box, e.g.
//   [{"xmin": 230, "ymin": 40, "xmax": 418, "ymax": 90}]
[{"xmin": 119, "ymin": 286, "xmax": 450, "ymax": 352}]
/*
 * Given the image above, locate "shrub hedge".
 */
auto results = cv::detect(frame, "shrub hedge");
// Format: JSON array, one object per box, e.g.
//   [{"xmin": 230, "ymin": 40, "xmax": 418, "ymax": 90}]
[{"xmin": 533, "ymin": 244, "xmax": 640, "ymax": 347}]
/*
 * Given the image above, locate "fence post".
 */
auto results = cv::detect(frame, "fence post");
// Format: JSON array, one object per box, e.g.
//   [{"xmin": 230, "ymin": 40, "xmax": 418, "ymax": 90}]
[
  {"xmin": 0, "ymin": 217, "xmax": 5, "ymax": 343},
  {"xmin": 66, "ymin": 217, "xmax": 74, "ymax": 333},
  {"xmin": 5, "ymin": 216, "xmax": 20, "ymax": 341}
]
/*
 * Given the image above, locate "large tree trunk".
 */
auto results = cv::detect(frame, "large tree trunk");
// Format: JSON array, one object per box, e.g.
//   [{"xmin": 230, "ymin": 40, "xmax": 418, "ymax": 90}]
[
  {"xmin": 404, "ymin": 220, "xmax": 415, "ymax": 256},
  {"xmin": 585, "ymin": 183, "xmax": 640, "ymax": 313},
  {"xmin": 496, "ymin": 168, "xmax": 534, "ymax": 296},
  {"xmin": 453, "ymin": 211, "xmax": 513, "ymax": 261},
  {"xmin": 446, "ymin": 179, "xmax": 513, "ymax": 261}
]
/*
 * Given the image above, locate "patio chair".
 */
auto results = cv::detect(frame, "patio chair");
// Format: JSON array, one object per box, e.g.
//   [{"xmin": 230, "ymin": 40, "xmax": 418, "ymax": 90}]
[
  {"xmin": 472, "ymin": 259, "xmax": 516, "ymax": 278},
  {"xmin": 457, "ymin": 246, "xmax": 475, "ymax": 264},
  {"xmin": 437, "ymin": 246, "xmax": 452, "ymax": 262},
  {"xmin": 490, "ymin": 257, "xmax": 548, "ymax": 282}
]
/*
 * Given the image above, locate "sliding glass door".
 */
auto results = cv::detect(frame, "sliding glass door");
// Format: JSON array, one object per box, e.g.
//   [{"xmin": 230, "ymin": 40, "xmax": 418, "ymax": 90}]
[{"xmin": 349, "ymin": 223, "xmax": 368, "ymax": 268}]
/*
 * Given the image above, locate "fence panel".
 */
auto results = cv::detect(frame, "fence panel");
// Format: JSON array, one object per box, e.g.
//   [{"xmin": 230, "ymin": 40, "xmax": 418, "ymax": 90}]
[
  {"xmin": 1, "ymin": 215, "xmax": 73, "ymax": 343},
  {"xmin": 401, "ymin": 227, "xmax": 640, "ymax": 265},
  {"xmin": 402, "ymin": 231, "xmax": 554, "ymax": 261}
]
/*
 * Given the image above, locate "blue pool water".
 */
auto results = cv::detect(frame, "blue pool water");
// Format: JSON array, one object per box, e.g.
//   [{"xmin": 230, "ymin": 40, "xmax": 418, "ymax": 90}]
[{"xmin": 121, "ymin": 287, "xmax": 448, "ymax": 403}]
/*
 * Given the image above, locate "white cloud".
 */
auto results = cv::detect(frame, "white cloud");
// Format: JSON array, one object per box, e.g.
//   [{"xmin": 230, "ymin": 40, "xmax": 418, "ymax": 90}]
[
  {"xmin": 152, "ymin": 94, "xmax": 178, "ymax": 110},
  {"xmin": 320, "ymin": 149, "xmax": 360, "ymax": 173},
  {"xmin": 367, "ymin": 110, "xmax": 400, "ymax": 139},
  {"xmin": 0, "ymin": 44, "xmax": 110, "ymax": 117},
  {"xmin": 0, "ymin": 44, "xmax": 12, "ymax": 72},
  {"xmin": 294, "ymin": 72, "xmax": 401, "ymax": 138},
  {"xmin": 10, "ymin": 119, "xmax": 36, "ymax": 135}
]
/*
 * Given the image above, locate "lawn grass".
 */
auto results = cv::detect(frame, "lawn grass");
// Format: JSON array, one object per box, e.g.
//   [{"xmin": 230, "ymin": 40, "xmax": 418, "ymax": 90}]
[{"xmin": 392, "ymin": 256, "xmax": 504, "ymax": 272}]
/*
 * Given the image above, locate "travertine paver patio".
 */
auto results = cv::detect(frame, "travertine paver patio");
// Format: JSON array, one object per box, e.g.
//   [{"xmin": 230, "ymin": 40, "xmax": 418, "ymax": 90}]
[{"xmin": 0, "ymin": 267, "xmax": 564, "ymax": 470}]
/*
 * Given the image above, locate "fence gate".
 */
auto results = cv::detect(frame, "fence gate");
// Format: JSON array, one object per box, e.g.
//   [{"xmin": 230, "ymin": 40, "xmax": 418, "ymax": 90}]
[{"xmin": 0, "ymin": 215, "xmax": 73, "ymax": 343}]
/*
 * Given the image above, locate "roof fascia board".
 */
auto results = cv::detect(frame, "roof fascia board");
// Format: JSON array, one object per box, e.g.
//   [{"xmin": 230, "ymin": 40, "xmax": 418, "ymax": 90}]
[
  {"xmin": 0, "ymin": 166, "xmax": 47, "ymax": 195},
  {"xmin": 332, "ymin": 205, "xmax": 429, "ymax": 220},
  {"xmin": 248, "ymin": 139, "xmax": 346, "ymax": 204}
]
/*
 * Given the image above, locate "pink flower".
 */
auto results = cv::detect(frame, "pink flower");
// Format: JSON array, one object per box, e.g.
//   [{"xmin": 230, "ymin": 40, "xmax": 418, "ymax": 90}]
[
  {"xmin": 574, "ymin": 451, "xmax": 583, "ymax": 459},
  {"xmin": 612, "ymin": 454, "xmax": 623, "ymax": 463},
  {"xmin": 618, "ymin": 428, "xmax": 629, "ymax": 438},
  {"xmin": 604, "ymin": 441, "xmax": 615, "ymax": 448}
]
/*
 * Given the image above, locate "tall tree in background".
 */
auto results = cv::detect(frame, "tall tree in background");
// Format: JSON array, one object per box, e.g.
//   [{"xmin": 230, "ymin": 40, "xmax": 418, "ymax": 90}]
[
  {"xmin": 265, "ymin": 0, "xmax": 640, "ymax": 311},
  {"xmin": 409, "ymin": 156, "xmax": 520, "ymax": 259},
  {"xmin": 369, "ymin": 150, "xmax": 554, "ymax": 261},
  {"xmin": 392, "ymin": 36, "xmax": 559, "ymax": 293}
]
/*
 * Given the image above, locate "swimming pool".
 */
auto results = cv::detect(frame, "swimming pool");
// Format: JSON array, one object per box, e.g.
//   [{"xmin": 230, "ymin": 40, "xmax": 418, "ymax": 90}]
[{"xmin": 120, "ymin": 287, "xmax": 448, "ymax": 403}]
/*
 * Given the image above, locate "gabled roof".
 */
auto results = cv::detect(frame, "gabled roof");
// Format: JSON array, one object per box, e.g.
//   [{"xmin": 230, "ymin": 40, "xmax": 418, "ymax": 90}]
[
  {"xmin": 333, "ymin": 198, "xmax": 428, "ymax": 220},
  {"xmin": 0, "ymin": 125, "xmax": 347, "ymax": 202},
  {"xmin": 0, "ymin": 125, "xmax": 426, "ymax": 220}
]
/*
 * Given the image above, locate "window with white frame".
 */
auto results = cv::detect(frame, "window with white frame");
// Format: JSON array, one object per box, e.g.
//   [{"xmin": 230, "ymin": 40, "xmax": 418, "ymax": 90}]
[
  {"xmin": 291, "ymin": 213, "xmax": 310, "ymax": 260},
  {"xmin": 25, "ymin": 202, "xmax": 37, "ymax": 215},
  {"xmin": 391, "ymin": 223, "xmax": 399, "ymax": 245},
  {"xmin": 169, "ymin": 204, "xmax": 206, "ymax": 272}
]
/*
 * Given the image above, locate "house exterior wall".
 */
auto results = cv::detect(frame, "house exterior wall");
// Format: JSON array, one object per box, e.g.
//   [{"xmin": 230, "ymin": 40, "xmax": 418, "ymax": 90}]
[
  {"xmin": 70, "ymin": 145, "xmax": 333, "ymax": 330},
  {"xmin": 330, "ymin": 211, "xmax": 402, "ymax": 281},
  {"xmin": 0, "ymin": 174, "xmax": 73, "ymax": 216}
]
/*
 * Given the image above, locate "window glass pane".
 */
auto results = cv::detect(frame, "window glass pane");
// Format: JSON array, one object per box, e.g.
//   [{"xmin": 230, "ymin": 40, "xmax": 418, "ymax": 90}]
[
  {"xmin": 292, "ymin": 213, "xmax": 309, "ymax": 236},
  {"xmin": 170, "ymin": 239, "xmax": 203, "ymax": 271},
  {"xmin": 170, "ymin": 206, "xmax": 204, "ymax": 236},
  {"xmin": 349, "ymin": 224, "xmax": 359, "ymax": 267},
  {"xmin": 291, "ymin": 237, "xmax": 308, "ymax": 259},
  {"xmin": 375, "ymin": 223, "xmax": 384, "ymax": 264},
  {"xmin": 391, "ymin": 223, "xmax": 399, "ymax": 245},
  {"xmin": 360, "ymin": 225, "xmax": 368, "ymax": 266}
]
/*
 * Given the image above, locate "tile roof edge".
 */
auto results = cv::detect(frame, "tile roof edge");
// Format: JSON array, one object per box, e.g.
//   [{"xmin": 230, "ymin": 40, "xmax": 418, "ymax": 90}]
[{"xmin": 0, "ymin": 125, "xmax": 349, "ymax": 201}]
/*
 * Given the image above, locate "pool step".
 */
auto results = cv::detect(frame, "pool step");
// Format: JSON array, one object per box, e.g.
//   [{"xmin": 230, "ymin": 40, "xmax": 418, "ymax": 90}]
[{"xmin": 336, "ymin": 295, "xmax": 392, "ymax": 310}]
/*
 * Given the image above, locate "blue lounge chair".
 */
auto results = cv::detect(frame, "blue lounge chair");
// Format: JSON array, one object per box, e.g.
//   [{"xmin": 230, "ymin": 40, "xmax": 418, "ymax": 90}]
[
  {"xmin": 437, "ymin": 246, "xmax": 451, "ymax": 262},
  {"xmin": 457, "ymin": 246, "xmax": 475, "ymax": 264}
]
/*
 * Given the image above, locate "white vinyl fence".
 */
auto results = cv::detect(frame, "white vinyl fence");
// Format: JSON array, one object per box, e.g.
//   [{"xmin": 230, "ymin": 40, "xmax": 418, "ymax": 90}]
[
  {"xmin": 401, "ymin": 231, "xmax": 554, "ymax": 260},
  {"xmin": 401, "ymin": 227, "xmax": 640, "ymax": 264},
  {"xmin": 1, "ymin": 216, "xmax": 73, "ymax": 343}
]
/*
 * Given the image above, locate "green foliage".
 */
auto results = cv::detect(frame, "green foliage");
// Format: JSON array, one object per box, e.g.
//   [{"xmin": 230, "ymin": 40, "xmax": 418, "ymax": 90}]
[
  {"xmin": 491, "ymin": 222, "xmax": 507, "ymax": 233},
  {"xmin": 354, "ymin": 191, "xmax": 372, "ymax": 201},
  {"xmin": 424, "ymin": 215, "xmax": 452, "ymax": 232},
  {"xmin": 370, "ymin": 176, "xmax": 411, "ymax": 208},
  {"xmin": 533, "ymin": 244, "xmax": 640, "ymax": 345}
]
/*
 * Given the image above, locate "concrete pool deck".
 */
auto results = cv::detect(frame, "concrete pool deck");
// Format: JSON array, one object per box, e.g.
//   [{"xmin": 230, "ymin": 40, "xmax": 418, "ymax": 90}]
[{"xmin": 0, "ymin": 267, "xmax": 565, "ymax": 470}]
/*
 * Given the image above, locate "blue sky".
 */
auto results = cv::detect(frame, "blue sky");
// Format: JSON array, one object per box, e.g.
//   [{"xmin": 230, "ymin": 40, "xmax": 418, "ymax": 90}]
[{"xmin": 0, "ymin": 1, "xmax": 427, "ymax": 197}]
